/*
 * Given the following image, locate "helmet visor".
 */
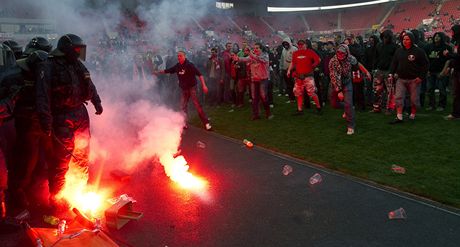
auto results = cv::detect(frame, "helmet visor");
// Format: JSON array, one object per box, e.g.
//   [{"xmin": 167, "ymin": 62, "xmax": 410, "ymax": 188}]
[{"xmin": 73, "ymin": 45, "xmax": 86, "ymax": 61}]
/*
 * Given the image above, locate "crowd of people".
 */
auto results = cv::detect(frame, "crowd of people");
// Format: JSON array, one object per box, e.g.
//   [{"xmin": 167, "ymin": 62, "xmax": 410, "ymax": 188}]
[{"xmin": 1, "ymin": 22, "xmax": 460, "ymax": 222}]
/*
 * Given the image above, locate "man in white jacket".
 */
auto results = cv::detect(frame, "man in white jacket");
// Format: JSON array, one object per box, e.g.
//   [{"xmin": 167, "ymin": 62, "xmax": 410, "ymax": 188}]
[{"xmin": 280, "ymin": 37, "xmax": 297, "ymax": 102}]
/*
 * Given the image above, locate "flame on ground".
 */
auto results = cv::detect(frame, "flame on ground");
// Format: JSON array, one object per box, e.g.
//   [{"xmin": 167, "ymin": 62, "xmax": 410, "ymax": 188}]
[
  {"xmin": 57, "ymin": 164, "xmax": 109, "ymax": 218},
  {"xmin": 56, "ymin": 135, "xmax": 109, "ymax": 218},
  {"xmin": 161, "ymin": 155, "xmax": 207, "ymax": 191}
]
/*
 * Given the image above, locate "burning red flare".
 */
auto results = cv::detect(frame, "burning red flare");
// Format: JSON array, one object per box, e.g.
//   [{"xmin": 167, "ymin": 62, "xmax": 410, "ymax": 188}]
[
  {"xmin": 161, "ymin": 155, "xmax": 207, "ymax": 190},
  {"xmin": 57, "ymin": 164, "xmax": 109, "ymax": 217},
  {"xmin": 56, "ymin": 135, "xmax": 110, "ymax": 218}
]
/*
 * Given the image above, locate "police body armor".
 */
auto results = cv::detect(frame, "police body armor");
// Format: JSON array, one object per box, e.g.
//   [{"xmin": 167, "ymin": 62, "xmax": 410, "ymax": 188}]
[
  {"xmin": 48, "ymin": 57, "xmax": 95, "ymax": 113},
  {"xmin": 15, "ymin": 50, "xmax": 49, "ymax": 119},
  {"xmin": 0, "ymin": 44, "xmax": 23, "ymax": 123}
]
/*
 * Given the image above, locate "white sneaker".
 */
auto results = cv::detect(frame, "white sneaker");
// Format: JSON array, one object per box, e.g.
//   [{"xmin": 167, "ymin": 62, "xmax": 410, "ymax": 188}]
[
  {"xmin": 444, "ymin": 114, "xmax": 459, "ymax": 120},
  {"xmin": 346, "ymin": 128, "xmax": 354, "ymax": 135},
  {"xmin": 205, "ymin": 123, "xmax": 212, "ymax": 131}
]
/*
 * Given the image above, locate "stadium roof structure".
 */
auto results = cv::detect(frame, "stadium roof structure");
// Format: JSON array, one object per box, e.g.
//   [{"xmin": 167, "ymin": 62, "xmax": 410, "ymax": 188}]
[{"xmin": 232, "ymin": 0, "xmax": 397, "ymax": 6}]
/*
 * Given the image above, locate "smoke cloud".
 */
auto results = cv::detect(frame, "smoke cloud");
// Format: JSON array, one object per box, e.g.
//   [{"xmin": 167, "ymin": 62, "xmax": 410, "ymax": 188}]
[{"xmin": 8, "ymin": 0, "xmax": 214, "ymax": 178}]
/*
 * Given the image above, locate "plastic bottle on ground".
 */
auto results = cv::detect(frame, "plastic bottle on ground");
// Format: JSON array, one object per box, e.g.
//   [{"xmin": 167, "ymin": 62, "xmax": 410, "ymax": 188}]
[
  {"xmin": 388, "ymin": 207, "xmax": 407, "ymax": 220},
  {"xmin": 282, "ymin": 165, "xmax": 293, "ymax": 176},
  {"xmin": 309, "ymin": 173, "xmax": 322, "ymax": 185},
  {"xmin": 391, "ymin": 164, "xmax": 406, "ymax": 174},
  {"xmin": 196, "ymin": 141, "xmax": 206, "ymax": 148},
  {"xmin": 243, "ymin": 139, "xmax": 253, "ymax": 148}
]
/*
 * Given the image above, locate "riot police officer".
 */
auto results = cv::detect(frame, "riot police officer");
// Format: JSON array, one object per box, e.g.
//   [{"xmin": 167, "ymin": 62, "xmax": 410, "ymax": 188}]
[
  {"xmin": 0, "ymin": 44, "xmax": 23, "ymax": 217},
  {"xmin": 35, "ymin": 34, "xmax": 103, "ymax": 213},
  {"xmin": 7, "ymin": 37, "xmax": 53, "ymax": 212},
  {"xmin": 2, "ymin": 40, "xmax": 23, "ymax": 60}
]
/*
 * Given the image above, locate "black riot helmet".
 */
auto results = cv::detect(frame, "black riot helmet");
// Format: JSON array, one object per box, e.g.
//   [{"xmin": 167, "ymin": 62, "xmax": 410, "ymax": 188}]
[
  {"xmin": 2, "ymin": 40, "xmax": 23, "ymax": 60},
  {"xmin": 17, "ymin": 50, "xmax": 48, "ymax": 72},
  {"xmin": 24, "ymin": 36, "xmax": 52, "ymax": 56},
  {"xmin": 56, "ymin": 34, "xmax": 87, "ymax": 61},
  {"xmin": 0, "ymin": 43, "xmax": 16, "ymax": 68}
]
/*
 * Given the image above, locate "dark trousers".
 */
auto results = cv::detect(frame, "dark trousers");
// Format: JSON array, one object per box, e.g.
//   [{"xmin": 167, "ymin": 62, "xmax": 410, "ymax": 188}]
[
  {"xmin": 427, "ymin": 73, "xmax": 448, "ymax": 108},
  {"xmin": 420, "ymin": 77, "xmax": 427, "ymax": 107},
  {"xmin": 49, "ymin": 105, "xmax": 90, "ymax": 196},
  {"xmin": 218, "ymin": 74, "xmax": 232, "ymax": 104},
  {"xmin": 11, "ymin": 116, "xmax": 51, "ymax": 196},
  {"xmin": 353, "ymin": 82, "xmax": 365, "ymax": 110},
  {"xmin": 236, "ymin": 78, "xmax": 250, "ymax": 106},
  {"xmin": 206, "ymin": 77, "xmax": 220, "ymax": 106},
  {"xmin": 452, "ymin": 73, "xmax": 460, "ymax": 117},
  {"xmin": 282, "ymin": 70, "xmax": 295, "ymax": 100},
  {"xmin": 267, "ymin": 79, "xmax": 274, "ymax": 105},
  {"xmin": 314, "ymin": 71, "xmax": 324, "ymax": 106},
  {"xmin": 181, "ymin": 86, "xmax": 209, "ymax": 125},
  {"xmin": 1, "ymin": 120, "xmax": 15, "ymax": 192}
]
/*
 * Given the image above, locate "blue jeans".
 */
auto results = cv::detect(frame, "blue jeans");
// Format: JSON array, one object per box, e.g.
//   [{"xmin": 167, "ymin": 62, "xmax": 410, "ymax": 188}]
[
  {"xmin": 342, "ymin": 79, "xmax": 355, "ymax": 129},
  {"xmin": 251, "ymin": 79, "xmax": 270, "ymax": 118},
  {"xmin": 427, "ymin": 73, "xmax": 447, "ymax": 108}
]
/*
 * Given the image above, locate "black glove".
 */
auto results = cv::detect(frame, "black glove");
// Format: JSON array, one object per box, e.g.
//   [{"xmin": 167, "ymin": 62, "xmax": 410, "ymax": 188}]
[{"xmin": 94, "ymin": 103, "xmax": 103, "ymax": 115}]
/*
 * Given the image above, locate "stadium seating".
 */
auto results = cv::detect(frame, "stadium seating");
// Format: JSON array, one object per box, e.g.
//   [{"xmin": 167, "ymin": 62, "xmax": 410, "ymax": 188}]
[
  {"xmin": 304, "ymin": 11, "xmax": 339, "ymax": 31},
  {"xmin": 341, "ymin": 5, "xmax": 387, "ymax": 30},
  {"xmin": 384, "ymin": 0, "xmax": 435, "ymax": 33}
]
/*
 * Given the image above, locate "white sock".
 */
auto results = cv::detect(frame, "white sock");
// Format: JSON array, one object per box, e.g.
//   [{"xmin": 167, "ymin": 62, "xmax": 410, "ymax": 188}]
[{"xmin": 397, "ymin": 114, "xmax": 403, "ymax": 120}]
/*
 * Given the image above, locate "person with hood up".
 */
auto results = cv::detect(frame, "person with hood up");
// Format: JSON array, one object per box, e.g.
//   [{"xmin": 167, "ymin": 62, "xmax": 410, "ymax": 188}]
[
  {"xmin": 442, "ymin": 25, "xmax": 460, "ymax": 120},
  {"xmin": 425, "ymin": 32, "xmax": 452, "ymax": 111},
  {"xmin": 370, "ymin": 30, "xmax": 398, "ymax": 114},
  {"xmin": 329, "ymin": 44, "xmax": 371, "ymax": 135},
  {"xmin": 280, "ymin": 37, "xmax": 297, "ymax": 102},
  {"xmin": 411, "ymin": 29, "xmax": 429, "ymax": 107},
  {"xmin": 389, "ymin": 31, "xmax": 429, "ymax": 124},
  {"xmin": 363, "ymin": 35, "xmax": 379, "ymax": 107}
]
